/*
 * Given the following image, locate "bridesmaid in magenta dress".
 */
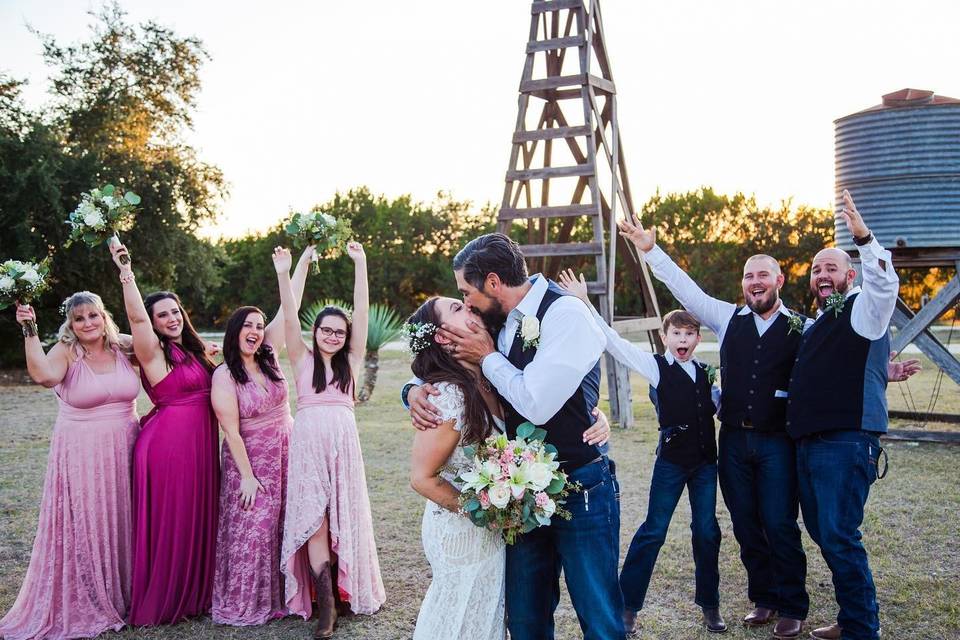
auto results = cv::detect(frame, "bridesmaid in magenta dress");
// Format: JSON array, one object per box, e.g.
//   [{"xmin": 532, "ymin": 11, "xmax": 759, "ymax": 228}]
[
  {"xmin": 210, "ymin": 247, "xmax": 313, "ymax": 626},
  {"xmin": 0, "ymin": 293, "xmax": 139, "ymax": 640},
  {"xmin": 110, "ymin": 244, "xmax": 219, "ymax": 626},
  {"xmin": 274, "ymin": 244, "xmax": 385, "ymax": 640}
]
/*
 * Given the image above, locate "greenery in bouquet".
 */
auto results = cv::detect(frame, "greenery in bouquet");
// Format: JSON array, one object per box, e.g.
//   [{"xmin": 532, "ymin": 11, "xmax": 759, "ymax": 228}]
[
  {"xmin": 456, "ymin": 422, "xmax": 579, "ymax": 545},
  {"xmin": 0, "ymin": 258, "xmax": 52, "ymax": 336},
  {"xmin": 284, "ymin": 209, "xmax": 353, "ymax": 270},
  {"xmin": 65, "ymin": 184, "xmax": 141, "ymax": 258}
]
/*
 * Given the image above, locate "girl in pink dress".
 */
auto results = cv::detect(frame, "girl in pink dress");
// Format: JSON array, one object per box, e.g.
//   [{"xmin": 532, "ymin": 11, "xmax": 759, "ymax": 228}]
[
  {"xmin": 109, "ymin": 244, "xmax": 219, "ymax": 626},
  {"xmin": 1, "ymin": 293, "xmax": 139, "ymax": 640},
  {"xmin": 210, "ymin": 247, "xmax": 313, "ymax": 626},
  {"xmin": 274, "ymin": 243, "xmax": 385, "ymax": 639}
]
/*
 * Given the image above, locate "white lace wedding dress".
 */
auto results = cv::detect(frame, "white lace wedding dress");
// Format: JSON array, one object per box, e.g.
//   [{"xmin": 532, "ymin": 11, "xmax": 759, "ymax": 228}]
[{"xmin": 413, "ymin": 382, "xmax": 506, "ymax": 640}]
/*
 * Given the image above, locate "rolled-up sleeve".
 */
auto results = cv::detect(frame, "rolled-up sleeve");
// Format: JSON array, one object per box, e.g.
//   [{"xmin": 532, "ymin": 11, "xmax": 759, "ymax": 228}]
[{"xmin": 851, "ymin": 238, "xmax": 899, "ymax": 340}]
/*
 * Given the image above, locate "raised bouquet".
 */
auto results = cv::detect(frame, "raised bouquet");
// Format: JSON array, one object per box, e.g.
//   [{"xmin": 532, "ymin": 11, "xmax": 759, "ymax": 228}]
[
  {"xmin": 457, "ymin": 422, "xmax": 578, "ymax": 544},
  {"xmin": 284, "ymin": 209, "xmax": 353, "ymax": 272},
  {"xmin": 0, "ymin": 258, "xmax": 52, "ymax": 336},
  {"xmin": 65, "ymin": 184, "xmax": 141, "ymax": 263}
]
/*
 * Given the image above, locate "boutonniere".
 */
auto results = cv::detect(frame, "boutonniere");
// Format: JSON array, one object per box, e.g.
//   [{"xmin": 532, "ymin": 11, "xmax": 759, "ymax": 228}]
[
  {"xmin": 517, "ymin": 314, "xmax": 540, "ymax": 351},
  {"xmin": 787, "ymin": 313, "xmax": 805, "ymax": 335},
  {"xmin": 825, "ymin": 292, "xmax": 846, "ymax": 317},
  {"xmin": 700, "ymin": 362, "xmax": 718, "ymax": 385}
]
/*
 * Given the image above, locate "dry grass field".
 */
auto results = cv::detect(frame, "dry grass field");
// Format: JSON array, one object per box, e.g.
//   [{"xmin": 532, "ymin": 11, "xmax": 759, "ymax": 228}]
[{"xmin": 1, "ymin": 351, "xmax": 958, "ymax": 639}]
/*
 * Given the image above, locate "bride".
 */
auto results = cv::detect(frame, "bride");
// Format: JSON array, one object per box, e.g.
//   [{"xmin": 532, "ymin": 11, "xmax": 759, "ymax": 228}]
[{"xmin": 405, "ymin": 296, "xmax": 611, "ymax": 640}]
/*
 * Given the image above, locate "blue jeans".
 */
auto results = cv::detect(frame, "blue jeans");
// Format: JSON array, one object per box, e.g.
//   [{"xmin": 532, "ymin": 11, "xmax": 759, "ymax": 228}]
[
  {"xmin": 796, "ymin": 431, "xmax": 881, "ymax": 640},
  {"xmin": 505, "ymin": 457, "xmax": 624, "ymax": 640},
  {"xmin": 718, "ymin": 427, "xmax": 809, "ymax": 618},
  {"xmin": 619, "ymin": 457, "xmax": 721, "ymax": 611}
]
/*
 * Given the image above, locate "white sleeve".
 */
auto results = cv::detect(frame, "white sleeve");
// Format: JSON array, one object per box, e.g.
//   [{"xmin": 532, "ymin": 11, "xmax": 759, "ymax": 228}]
[
  {"xmin": 482, "ymin": 297, "xmax": 605, "ymax": 426},
  {"xmin": 587, "ymin": 305, "xmax": 661, "ymax": 386},
  {"xmin": 431, "ymin": 382, "xmax": 466, "ymax": 432},
  {"xmin": 644, "ymin": 245, "xmax": 737, "ymax": 341},
  {"xmin": 850, "ymin": 237, "xmax": 899, "ymax": 340},
  {"xmin": 400, "ymin": 376, "xmax": 425, "ymax": 410}
]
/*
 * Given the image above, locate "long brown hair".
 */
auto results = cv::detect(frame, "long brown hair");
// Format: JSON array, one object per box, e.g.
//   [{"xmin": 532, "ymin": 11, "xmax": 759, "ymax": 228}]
[
  {"xmin": 408, "ymin": 297, "xmax": 495, "ymax": 445},
  {"xmin": 143, "ymin": 291, "xmax": 216, "ymax": 373},
  {"xmin": 222, "ymin": 306, "xmax": 283, "ymax": 384},
  {"xmin": 311, "ymin": 306, "xmax": 353, "ymax": 395}
]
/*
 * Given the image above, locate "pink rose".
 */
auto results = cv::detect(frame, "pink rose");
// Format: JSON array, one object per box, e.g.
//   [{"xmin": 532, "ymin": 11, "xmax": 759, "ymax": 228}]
[
  {"xmin": 522, "ymin": 450, "xmax": 535, "ymax": 462},
  {"xmin": 535, "ymin": 491, "xmax": 549, "ymax": 507},
  {"xmin": 479, "ymin": 490, "xmax": 491, "ymax": 509}
]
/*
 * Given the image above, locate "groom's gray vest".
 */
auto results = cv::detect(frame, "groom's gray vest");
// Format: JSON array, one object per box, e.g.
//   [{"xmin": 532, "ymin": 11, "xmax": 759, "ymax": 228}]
[{"xmin": 500, "ymin": 279, "xmax": 602, "ymax": 473}]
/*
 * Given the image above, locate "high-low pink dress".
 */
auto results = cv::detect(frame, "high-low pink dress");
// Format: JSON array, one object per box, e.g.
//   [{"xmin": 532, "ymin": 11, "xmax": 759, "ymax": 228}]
[
  {"xmin": 128, "ymin": 342, "xmax": 219, "ymax": 626},
  {"xmin": 0, "ymin": 348, "xmax": 139, "ymax": 640},
  {"xmin": 212, "ymin": 356, "xmax": 293, "ymax": 625},
  {"xmin": 280, "ymin": 354, "xmax": 385, "ymax": 618}
]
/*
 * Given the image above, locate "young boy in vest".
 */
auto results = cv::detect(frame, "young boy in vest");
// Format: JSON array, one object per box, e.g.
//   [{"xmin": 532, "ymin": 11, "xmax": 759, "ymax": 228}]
[{"xmin": 557, "ymin": 270, "xmax": 725, "ymax": 636}]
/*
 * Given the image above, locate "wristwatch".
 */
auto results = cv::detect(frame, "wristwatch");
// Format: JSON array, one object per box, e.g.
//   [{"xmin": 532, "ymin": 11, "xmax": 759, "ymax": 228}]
[{"xmin": 853, "ymin": 232, "xmax": 874, "ymax": 246}]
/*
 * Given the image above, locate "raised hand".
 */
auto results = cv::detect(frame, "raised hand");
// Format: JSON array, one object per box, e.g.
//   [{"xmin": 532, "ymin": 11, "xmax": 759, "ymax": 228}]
[
  {"xmin": 839, "ymin": 189, "xmax": 870, "ymax": 240},
  {"xmin": 15, "ymin": 303, "xmax": 36, "ymax": 327},
  {"xmin": 557, "ymin": 268, "xmax": 590, "ymax": 305},
  {"xmin": 298, "ymin": 245, "xmax": 318, "ymax": 265},
  {"xmin": 272, "ymin": 246, "xmax": 292, "ymax": 274},
  {"xmin": 346, "ymin": 241, "xmax": 365, "ymax": 263},
  {"xmin": 617, "ymin": 213, "xmax": 656, "ymax": 252},
  {"xmin": 109, "ymin": 242, "xmax": 133, "ymax": 271}
]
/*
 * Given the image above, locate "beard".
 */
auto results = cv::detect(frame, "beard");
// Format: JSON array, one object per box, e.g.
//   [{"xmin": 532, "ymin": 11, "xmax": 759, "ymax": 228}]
[
  {"xmin": 746, "ymin": 291, "xmax": 779, "ymax": 316},
  {"xmin": 473, "ymin": 296, "xmax": 507, "ymax": 332},
  {"xmin": 813, "ymin": 277, "xmax": 850, "ymax": 308}
]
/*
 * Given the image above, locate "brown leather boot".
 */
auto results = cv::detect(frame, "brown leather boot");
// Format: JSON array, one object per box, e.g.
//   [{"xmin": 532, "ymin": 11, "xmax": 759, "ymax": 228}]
[
  {"xmin": 809, "ymin": 622, "xmax": 841, "ymax": 640},
  {"xmin": 773, "ymin": 617, "xmax": 803, "ymax": 639},
  {"xmin": 743, "ymin": 607, "xmax": 776, "ymax": 626},
  {"xmin": 311, "ymin": 562, "xmax": 338, "ymax": 639},
  {"xmin": 622, "ymin": 609, "xmax": 639, "ymax": 636}
]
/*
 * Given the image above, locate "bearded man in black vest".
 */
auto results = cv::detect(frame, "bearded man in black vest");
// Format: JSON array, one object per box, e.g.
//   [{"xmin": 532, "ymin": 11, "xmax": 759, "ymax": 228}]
[{"xmin": 412, "ymin": 232, "xmax": 625, "ymax": 640}]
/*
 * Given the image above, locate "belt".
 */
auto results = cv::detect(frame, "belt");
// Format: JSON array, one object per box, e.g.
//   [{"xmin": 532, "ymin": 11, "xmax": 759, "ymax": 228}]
[{"xmin": 722, "ymin": 419, "xmax": 754, "ymax": 429}]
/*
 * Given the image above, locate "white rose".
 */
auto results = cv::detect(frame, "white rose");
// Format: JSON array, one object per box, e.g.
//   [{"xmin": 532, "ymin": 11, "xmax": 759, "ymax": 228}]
[
  {"xmin": 526, "ymin": 462, "xmax": 554, "ymax": 491},
  {"xmin": 20, "ymin": 269, "xmax": 40, "ymax": 285},
  {"xmin": 83, "ymin": 209, "xmax": 105, "ymax": 228},
  {"xmin": 320, "ymin": 213, "xmax": 336, "ymax": 226},
  {"xmin": 487, "ymin": 483, "xmax": 512, "ymax": 509},
  {"xmin": 102, "ymin": 195, "xmax": 118, "ymax": 209},
  {"xmin": 540, "ymin": 497, "xmax": 556, "ymax": 518},
  {"xmin": 520, "ymin": 315, "xmax": 540, "ymax": 342},
  {"xmin": 0, "ymin": 275, "xmax": 15, "ymax": 291}
]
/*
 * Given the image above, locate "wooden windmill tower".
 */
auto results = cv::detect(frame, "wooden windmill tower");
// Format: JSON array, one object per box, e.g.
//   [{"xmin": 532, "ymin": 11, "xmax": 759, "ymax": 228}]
[{"xmin": 497, "ymin": 0, "xmax": 662, "ymax": 427}]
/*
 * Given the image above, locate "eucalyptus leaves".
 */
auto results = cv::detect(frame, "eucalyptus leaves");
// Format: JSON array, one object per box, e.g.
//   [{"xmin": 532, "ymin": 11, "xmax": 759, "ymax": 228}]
[
  {"xmin": 284, "ymin": 210, "xmax": 353, "ymax": 272},
  {"xmin": 65, "ymin": 184, "xmax": 141, "ymax": 263},
  {"xmin": 0, "ymin": 258, "xmax": 52, "ymax": 336}
]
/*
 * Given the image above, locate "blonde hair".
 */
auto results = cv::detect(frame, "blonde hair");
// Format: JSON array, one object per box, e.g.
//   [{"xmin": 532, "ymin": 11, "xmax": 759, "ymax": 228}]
[{"xmin": 57, "ymin": 291, "xmax": 126, "ymax": 355}]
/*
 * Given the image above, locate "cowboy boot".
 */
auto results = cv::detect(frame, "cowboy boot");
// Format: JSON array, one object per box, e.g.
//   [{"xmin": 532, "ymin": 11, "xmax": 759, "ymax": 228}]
[{"xmin": 311, "ymin": 562, "xmax": 338, "ymax": 639}]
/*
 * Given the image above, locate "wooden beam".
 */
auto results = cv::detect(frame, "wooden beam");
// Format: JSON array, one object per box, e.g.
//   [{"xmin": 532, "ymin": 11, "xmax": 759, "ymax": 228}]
[
  {"xmin": 611, "ymin": 317, "xmax": 663, "ymax": 333},
  {"xmin": 526, "ymin": 34, "xmax": 586, "ymax": 52},
  {"xmin": 891, "ymin": 276, "xmax": 960, "ymax": 352},
  {"xmin": 531, "ymin": 0, "xmax": 583, "ymax": 13},
  {"xmin": 513, "ymin": 125, "xmax": 591, "ymax": 142},
  {"xmin": 520, "ymin": 74, "xmax": 588, "ymax": 93},
  {"xmin": 588, "ymin": 74, "xmax": 616, "ymax": 94},
  {"xmin": 506, "ymin": 164, "xmax": 594, "ymax": 181},
  {"xmin": 519, "ymin": 242, "xmax": 603, "ymax": 257},
  {"xmin": 499, "ymin": 203, "xmax": 598, "ymax": 220},
  {"xmin": 890, "ymin": 303, "xmax": 960, "ymax": 386}
]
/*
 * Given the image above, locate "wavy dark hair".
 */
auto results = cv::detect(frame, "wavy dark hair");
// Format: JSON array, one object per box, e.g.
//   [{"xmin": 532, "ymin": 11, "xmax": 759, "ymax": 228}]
[
  {"xmin": 143, "ymin": 291, "xmax": 216, "ymax": 373},
  {"xmin": 311, "ymin": 306, "xmax": 353, "ymax": 395},
  {"xmin": 222, "ymin": 306, "xmax": 283, "ymax": 385},
  {"xmin": 408, "ymin": 297, "xmax": 495, "ymax": 445}
]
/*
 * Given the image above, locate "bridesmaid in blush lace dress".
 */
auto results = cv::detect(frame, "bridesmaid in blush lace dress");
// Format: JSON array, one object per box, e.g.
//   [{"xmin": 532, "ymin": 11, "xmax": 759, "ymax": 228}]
[
  {"xmin": 0, "ymin": 293, "xmax": 139, "ymax": 640},
  {"xmin": 109, "ymin": 244, "xmax": 220, "ymax": 626},
  {"xmin": 210, "ymin": 247, "xmax": 313, "ymax": 626}
]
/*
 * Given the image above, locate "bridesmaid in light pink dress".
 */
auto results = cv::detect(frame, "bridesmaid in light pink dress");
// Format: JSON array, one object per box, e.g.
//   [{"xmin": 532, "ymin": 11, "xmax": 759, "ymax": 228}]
[
  {"xmin": 273, "ymin": 244, "xmax": 384, "ymax": 640},
  {"xmin": 1, "ymin": 293, "xmax": 139, "ymax": 640}
]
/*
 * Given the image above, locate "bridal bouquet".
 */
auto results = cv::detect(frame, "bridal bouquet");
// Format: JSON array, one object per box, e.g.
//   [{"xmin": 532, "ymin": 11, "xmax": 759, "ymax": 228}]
[
  {"xmin": 0, "ymin": 258, "xmax": 52, "ymax": 336},
  {"xmin": 284, "ymin": 209, "xmax": 353, "ymax": 271},
  {"xmin": 457, "ymin": 422, "xmax": 577, "ymax": 545},
  {"xmin": 65, "ymin": 184, "xmax": 141, "ymax": 263}
]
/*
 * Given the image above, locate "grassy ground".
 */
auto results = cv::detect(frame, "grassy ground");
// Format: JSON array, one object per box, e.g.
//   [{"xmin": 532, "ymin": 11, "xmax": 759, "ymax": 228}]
[{"xmin": 0, "ymin": 352, "xmax": 958, "ymax": 639}]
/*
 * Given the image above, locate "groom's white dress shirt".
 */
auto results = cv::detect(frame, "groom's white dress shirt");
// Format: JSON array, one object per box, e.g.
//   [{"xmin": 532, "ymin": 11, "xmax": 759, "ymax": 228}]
[{"xmin": 480, "ymin": 275, "xmax": 606, "ymax": 426}]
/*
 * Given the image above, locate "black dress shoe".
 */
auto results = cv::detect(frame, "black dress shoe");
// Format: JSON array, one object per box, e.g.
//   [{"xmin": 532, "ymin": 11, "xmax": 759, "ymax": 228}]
[
  {"xmin": 622, "ymin": 609, "xmax": 639, "ymax": 636},
  {"xmin": 703, "ymin": 608, "xmax": 727, "ymax": 634}
]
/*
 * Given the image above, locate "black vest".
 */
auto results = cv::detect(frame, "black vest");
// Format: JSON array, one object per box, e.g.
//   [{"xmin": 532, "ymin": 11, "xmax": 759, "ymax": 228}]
[
  {"xmin": 787, "ymin": 293, "xmax": 890, "ymax": 439},
  {"xmin": 501, "ymin": 281, "xmax": 602, "ymax": 473},
  {"xmin": 718, "ymin": 310, "xmax": 804, "ymax": 431},
  {"xmin": 648, "ymin": 355, "xmax": 718, "ymax": 469}
]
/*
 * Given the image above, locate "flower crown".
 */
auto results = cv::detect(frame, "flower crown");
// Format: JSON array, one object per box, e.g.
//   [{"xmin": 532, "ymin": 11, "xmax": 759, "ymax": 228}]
[{"xmin": 402, "ymin": 322, "xmax": 438, "ymax": 356}]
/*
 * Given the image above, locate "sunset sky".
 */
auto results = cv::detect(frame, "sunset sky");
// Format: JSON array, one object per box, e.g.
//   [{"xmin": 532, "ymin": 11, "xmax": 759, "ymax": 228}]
[{"xmin": 2, "ymin": 0, "xmax": 959, "ymax": 238}]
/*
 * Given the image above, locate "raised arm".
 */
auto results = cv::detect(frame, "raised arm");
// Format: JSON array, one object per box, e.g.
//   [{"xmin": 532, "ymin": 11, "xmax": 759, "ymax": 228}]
[
  {"xmin": 346, "ymin": 241, "xmax": 368, "ymax": 376},
  {"xmin": 409, "ymin": 419, "xmax": 462, "ymax": 512},
  {"xmin": 109, "ymin": 243, "xmax": 164, "ymax": 379},
  {"xmin": 273, "ymin": 247, "xmax": 308, "ymax": 370},
  {"xmin": 618, "ymin": 215, "xmax": 736, "ymax": 338},
  {"xmin": 15, "ymin": 304, "xmax": 70, "ymax": 387},
  {"xmin": 264, "ymin": 245, "xmax": 315, "ymax": 349}
]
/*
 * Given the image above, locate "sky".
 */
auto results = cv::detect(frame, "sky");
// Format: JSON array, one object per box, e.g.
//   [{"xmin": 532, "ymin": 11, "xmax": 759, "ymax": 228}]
[{"xmin": 2, "ymin": 0, "xmax": 959, "ymax": 239}]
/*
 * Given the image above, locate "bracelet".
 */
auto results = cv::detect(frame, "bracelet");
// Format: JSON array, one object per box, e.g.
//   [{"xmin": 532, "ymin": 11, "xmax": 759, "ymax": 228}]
[
  {"xmin": 21, "ymin": 323, "xmax": 36, "ymax": 338},
  {"xmin": 119, "ymin": 272, "xmax": 135, "ymax": 284}
]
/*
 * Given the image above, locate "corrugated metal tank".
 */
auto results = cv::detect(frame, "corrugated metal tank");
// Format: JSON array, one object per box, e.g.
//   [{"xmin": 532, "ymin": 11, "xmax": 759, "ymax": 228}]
[{"xmin": 834, "ymin": 88, "xmax": 960, "ymax": 251}]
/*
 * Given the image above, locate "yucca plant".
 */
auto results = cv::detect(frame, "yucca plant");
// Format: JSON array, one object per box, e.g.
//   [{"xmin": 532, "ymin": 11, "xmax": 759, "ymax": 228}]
[{"xmin": 300, "ymin": 300, "xmax": 404, "ymax": 403}]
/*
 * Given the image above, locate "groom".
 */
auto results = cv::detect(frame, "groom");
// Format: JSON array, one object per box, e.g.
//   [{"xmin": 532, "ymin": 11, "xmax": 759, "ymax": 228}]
[{"xmin": 410, "ymin": 232, "xmax": 625, "ymax": 640}]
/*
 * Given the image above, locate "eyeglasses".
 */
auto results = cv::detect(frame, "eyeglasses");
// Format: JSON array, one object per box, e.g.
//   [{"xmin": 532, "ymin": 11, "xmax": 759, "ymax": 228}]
[{"xmin": 318, "ymin": 326, "xmax": 347, "ymax": 339}]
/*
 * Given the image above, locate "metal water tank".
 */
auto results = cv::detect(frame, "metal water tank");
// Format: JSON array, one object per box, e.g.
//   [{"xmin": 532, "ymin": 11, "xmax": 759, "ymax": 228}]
[{"xmin": 834, "ymin": 88, "xmax": 960, "ymax": 253}]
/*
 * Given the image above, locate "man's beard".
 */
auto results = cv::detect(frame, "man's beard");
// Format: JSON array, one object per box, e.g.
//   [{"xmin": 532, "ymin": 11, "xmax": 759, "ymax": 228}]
[
  {"xmin": 746, "ymin": 291, "xmax": 779, "ymax": 316},
  {"xmin": 474, "ymin": 296, "xmax": 507, "ymax": 331},
  {"xmin": 813, "ymin": 277, "xmax": 849, "ymax": 308}
]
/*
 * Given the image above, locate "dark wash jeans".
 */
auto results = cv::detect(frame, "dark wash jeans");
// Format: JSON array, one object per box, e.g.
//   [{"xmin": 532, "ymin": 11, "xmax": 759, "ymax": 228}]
[
  {"xmin": 619, "ymin": 456, "xmax": 721, "ymax": 612},
  {"xmin": 505, "ymin": 457, "xmax": 624, "ymax": 640},
  {"xmin": 796, "ymin": 430, "xmax": 881, "ymax": 640},
  {"xmin": 718, "ymin": 427, "xmax": 809, "ymax": 619}
]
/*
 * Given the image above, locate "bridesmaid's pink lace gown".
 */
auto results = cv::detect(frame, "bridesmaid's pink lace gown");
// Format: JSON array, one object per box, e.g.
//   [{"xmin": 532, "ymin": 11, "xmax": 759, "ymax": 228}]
[
  {"xmin": 128, "ymin": 343, "xmax": 219, "ymax": 626},
  {"xmin": 0, "ymin": 348, "xmax": 139, "ymax": 640},
  {"xmin": 211, "ymin": 357, "xmax": 292, "ymax": 625},
  {"xmin": 280, "ymin": 354, "xmax": 385, "ymax": 618}
]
